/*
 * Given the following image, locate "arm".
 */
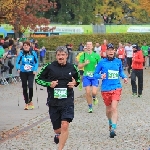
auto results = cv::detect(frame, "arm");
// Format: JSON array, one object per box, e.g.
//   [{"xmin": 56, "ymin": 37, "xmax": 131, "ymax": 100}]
[
  {"xmin": 93, "ymin": 61, "xmax": 102, "ymax": 79},
  {"xmin": 32, "ymin": 51, "xmax": 38, "ymax": 71},
  {"xmin": 78, "ymin": 53, "xmax": 89, "ymax": 69},
  {"xmin": 73, "ymin": 64, "xmax": 80, "ymax": 87},
  {"xmin": 119, "ymin": 60, "xmax": 127, "ymax": 79},
  {"xmin": 35, "ymin": 63, "xmax": 51, "ymax": 87},
  {"xmin": 16, "ymin": 52, "xmax": 23, "ymax": 70}
]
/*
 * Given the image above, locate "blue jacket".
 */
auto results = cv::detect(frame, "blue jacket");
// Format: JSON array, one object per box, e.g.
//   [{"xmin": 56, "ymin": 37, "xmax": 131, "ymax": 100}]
[
  {"xmin": 94, "ymin": 58, "xmax": 127, "ymax": 91},
  {"xmin": 16, "ymin": 50, "xmax": 38, "ymax": 72},
  {"xmin": 40, "ymin": 48, "xmax": 46, "ymax": 57}
]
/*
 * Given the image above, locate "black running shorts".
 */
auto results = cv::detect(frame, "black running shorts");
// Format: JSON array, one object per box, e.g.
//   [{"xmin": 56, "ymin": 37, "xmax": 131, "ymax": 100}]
[{"xmin": 49, "ymin": 105, "xmax": 74, "ymax": 130}]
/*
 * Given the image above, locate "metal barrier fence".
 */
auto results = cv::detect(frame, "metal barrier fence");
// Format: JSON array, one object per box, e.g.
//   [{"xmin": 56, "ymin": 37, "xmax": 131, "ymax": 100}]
[
  {"xmin": 0, "ymin": 51, "xmax": 82, "ymax": 85},
  {"xmin": 0, "ymin": 56, "xmax": 21, "ymax": 85}
]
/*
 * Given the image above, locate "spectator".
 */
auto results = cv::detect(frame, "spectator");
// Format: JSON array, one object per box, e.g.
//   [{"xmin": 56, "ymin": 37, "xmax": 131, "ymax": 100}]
[
  {"xmin": 4, "ymin": 36, "xmax": 9, "ymax": 47},
  {"xmin": 100, "ymin": 39, "xmax": 107, "ymax": 58},
  {"xmin": 78, "ymin": 43, "xmax": 84, "ymax": 51},
  {"xmin": 94, "ymin": 42, "xmax": 101, "ymax": 55},
  {"xmin": 0, "ymin": 42, "xmax": 5, "ymax": 59},
  {"xmin": 141, "ymin": 41, "xmax": 149, "ymax": 69},
  {"xmin": 40, "ymin": 46, "xmax": 46, "ymax": 66},
  {"xmin": 66, "ymin": 44, "xmax": 73, "ymax": 63}
]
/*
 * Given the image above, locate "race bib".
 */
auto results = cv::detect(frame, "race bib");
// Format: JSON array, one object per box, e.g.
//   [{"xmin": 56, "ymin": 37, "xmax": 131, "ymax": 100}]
[
  {"xmin": 118, "ymin": 55, "xmax": 123, "ymax": 59},
  {"xmin": 24, "ymin": 64, "xmax": 32, "ymax": 71},
  {"xmin": 86, "ymin": 71, "xmax": 94, "ymax": 77},
  {"xmin": 103, "ymin": 52, "xmax": 106, "ymax": 57},
  {"xmin": 54, "ymin": 88, "xmax": 67, "ymax": 99},
  {"xmin": 108, "ymin": 70, "xmax": 119, "ymax": 79}
]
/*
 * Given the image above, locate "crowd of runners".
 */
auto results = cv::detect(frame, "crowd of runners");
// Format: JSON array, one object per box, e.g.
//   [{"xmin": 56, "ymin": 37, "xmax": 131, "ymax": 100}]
[{"xmin": 3, "ymin": 38, "xmax": 147, "ymax": 150}]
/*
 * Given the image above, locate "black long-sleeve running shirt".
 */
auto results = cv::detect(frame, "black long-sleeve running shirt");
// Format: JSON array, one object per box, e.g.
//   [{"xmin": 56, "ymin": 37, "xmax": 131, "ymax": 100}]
[{"xmin": 35, "ymin": 61, "xmax": 80, "ymax": 106}]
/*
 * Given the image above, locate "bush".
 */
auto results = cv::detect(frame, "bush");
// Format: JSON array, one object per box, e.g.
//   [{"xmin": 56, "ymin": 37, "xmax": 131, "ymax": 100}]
[{"xmin": 36, "ymin": 33, "xmax": 150, "ymax": 51}]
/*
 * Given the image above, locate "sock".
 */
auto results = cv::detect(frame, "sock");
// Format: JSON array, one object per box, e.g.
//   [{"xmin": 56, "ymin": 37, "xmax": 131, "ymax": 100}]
[
  {"xmin": 112, "ymin": 123, "xmax": 117, "ymax": 130},
  {"xmin": 92, "ymin": 96, "xmax": 95, "ymax": 99},
  {"xmin": 108, "ymin": 119, "xmax": 112, "ymax": 125},
  {"xmin": 88, "ymin": 104, "xmax": 92, "ymax": 109},
  {"xmin": 55, "ymin": 133, "xmax": 60, "ymax": 137}
]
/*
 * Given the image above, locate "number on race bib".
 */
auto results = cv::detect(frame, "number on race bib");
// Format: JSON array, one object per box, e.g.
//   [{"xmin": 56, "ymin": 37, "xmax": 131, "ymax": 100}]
[
  {"xmin": 54, "ymin": 88, "xmax": 67, "ymax": 99},
  {"xmin": 118, "ymin": 55, "xmax": 123, "ymax": 59},
  {"xmin": 86, "ymin": 71, "xmax": 94, "ymax": 77},
  {"xmin": 108, "ymin": 70, "xmax": 119, "ymax": 79}
]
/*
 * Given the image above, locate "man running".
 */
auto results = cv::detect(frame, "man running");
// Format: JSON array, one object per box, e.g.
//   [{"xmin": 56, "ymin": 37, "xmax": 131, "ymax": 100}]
[
  {"xmin": 125, "ymin": 42, "xmax": 133, "ymax": 78},
  {"xmin": 35, "ymin": 46, "xmax": 80, "ymax": 150},
  {"xmin": 131, "ymin": 44, "xmax": 144, "ymax": 97},
  {"xmin": 94, "ymin": 43, "xmax": 127, "ymax": 138},
  {"xmin": 78, "ymin": 41, "xmax": 101, "ymax": 113}
]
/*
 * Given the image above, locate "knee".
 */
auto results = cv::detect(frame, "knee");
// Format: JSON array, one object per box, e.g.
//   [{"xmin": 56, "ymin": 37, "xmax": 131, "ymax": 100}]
[
  {"xmin": 106, "ymin": 107, "xmax": 111, "ymax": 113},
  {"xmin": 61, "ymin": 121, "xmax": 69, "ymax": 132},
  {"xmin": 111, "ymin": 106, "xmax": 117, "ymax": 113},
  {"xmin": 92, "ymin": 91, "xmax": 97, "ymax": 96}
]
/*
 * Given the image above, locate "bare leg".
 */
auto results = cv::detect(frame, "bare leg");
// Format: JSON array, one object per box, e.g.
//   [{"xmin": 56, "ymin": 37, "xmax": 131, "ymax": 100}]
[
  {"xmin": 58, "ymin": 121, "xmax": 69, "ymax": 150},
  {"xmin": 85, "ymin": 86, "xmax": 92, "ymax": 105},
  {"xmin": 111, "ymin": 100, "xmax": 119, "ymax": 125},
  {"xmin": 92, "ymin": 86, "xmax": 98, "ymax": 97}
]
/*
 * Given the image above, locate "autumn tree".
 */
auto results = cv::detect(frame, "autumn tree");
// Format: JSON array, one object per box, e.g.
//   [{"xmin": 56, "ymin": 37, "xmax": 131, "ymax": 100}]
[
  {"xmin": 95, "ymin": 0, "xmax": 150, "ymax": 24},
  {"xmin": 0, "ymin": 0, "xmax": 56, "ymax": 38},
  {"xmin": 139, "ymin": 0, "xmax": 150, "ymax": 16}
]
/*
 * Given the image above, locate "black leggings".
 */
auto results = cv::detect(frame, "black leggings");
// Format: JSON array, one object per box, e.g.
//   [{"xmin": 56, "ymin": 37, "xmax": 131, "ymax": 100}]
[
  {"xmin": 20, "ymin": 72, "xmax": 35, "ymax": 104},
  {"xmin": 131, "ymin": 69, "xmax": 143, "ymax": 95},
  {"xmin": 127, "ymin": 57, "xmax": 132, "ymax": 74}
]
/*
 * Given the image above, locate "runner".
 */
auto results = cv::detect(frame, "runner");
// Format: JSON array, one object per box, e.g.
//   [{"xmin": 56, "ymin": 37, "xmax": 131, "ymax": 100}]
[
  {"xmin": 35, "ymin": 46, "xmax": 80, "ymax": 150},
  {"xmin": 125, "ymin": 42, "xmax": 133, "ymax": 78},
  {"xmin": 141, "ymin": 41, "xmax": 149, "ymax": 69},
  {"xmin": 16, "ymin": 41, "xmax": 38, "ymax": 110},
  {"xmin": 94, "ymin": 43, "xmax": 127, "ymax": 138},
  {"xmin": 117, "ymin": 42, "xmax": 125, "ymax": 68},
  {"xmin": 76, "ymin": 46, "xmax": 87, "ymax": 90},
  {"xmin": 131, "ymin": 44, "xmax": 144, "ymax": 97},
  {"xmin": 100, "ymin": 39, "xmax": 107, "ymax": 58},
  {"xmin": 78, "ymin": 42, "xmax": 101, "ymax": 113}
]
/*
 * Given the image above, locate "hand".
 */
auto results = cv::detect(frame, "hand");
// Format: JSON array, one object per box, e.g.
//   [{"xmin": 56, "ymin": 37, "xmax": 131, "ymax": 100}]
[
  {"xmin": 67, "ymin": 77, "xmax": 76, "ymax": 88},
  {"xmin": 84, "ymin": 60, "xmax": 90, "ymax": 65},
  {"xmin": 101, "ymin": 73, "xmax": 106, "ymax": 80},
  {"xmin": 124, "ymin": 78, "xmax": 128, "ymax": 84},
  {"xmin": 33, "ymin": 71, "xmax": 36, "ymax": 75},
  {"xmin": 50, "ymin": 80, "xmax": 58, "ymax": 88}
]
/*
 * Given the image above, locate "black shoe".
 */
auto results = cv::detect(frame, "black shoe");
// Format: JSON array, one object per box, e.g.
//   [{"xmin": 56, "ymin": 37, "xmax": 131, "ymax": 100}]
[
  {"xmin": 54, "ymin": 135, "xmax": 59, "ymax": 144},
  {"xmin": 110, "ymin": 130, "xmax": 116, "ymax": 138}
]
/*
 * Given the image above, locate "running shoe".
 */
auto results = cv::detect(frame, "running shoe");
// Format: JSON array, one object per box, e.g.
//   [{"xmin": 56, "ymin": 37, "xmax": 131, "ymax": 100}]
[
  {"xmin": 54, "ymin": 135, "xmax": 59, "ymax": 144},
  {"xmin": 79, "ymin": 82, "xmax": 82, "ymax": 90},
  {"xmin": 110, "ymin": 129, "xmax": 116, "ymax": 138},
  {"xmin": 132, "ymin": 93, "xmax": 137, "ymax": 97},
  {"xmin": 24, "ymin": 104, "xmax": 28, "ymax": 110},
  {"xmin": 93, "ymin": 98, "xmax": 98, "ymax": 105},
  {"xmin": 28, "ymin": 102, "xmax": 34, "ymax": 109},
  {"xmin": 138, "ymin": 94, "xmax": 142, "ymax": 98},
  {"xmin": 88, "ymin": 108, "xmax": 93, "ymax": 113}
]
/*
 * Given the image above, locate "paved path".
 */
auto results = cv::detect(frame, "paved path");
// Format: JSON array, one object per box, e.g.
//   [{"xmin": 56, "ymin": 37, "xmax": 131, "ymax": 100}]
[{"xmin": 0, "ymin": 69, "xmax": 150, "ymax": 150}]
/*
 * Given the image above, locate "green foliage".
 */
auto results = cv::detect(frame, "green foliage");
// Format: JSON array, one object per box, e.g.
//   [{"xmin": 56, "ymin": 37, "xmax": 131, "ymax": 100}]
[
  {"xmin": 45, "ymin": 0, "xmax": 96, "ymax": 24},
  {"xmin": 36, "ymin": 33, "xmax": 150, "ymax": 50}
]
